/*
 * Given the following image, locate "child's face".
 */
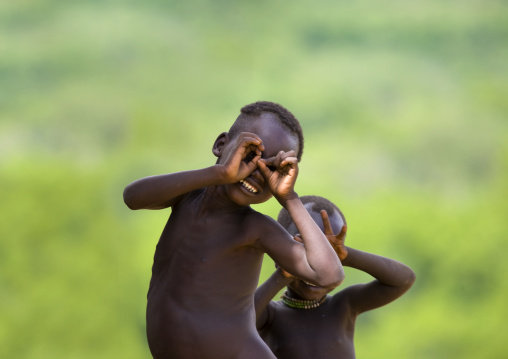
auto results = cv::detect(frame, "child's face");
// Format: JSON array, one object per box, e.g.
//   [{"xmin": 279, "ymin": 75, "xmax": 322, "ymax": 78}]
[
  {"xmin": 287, "ymin": 207, "xmax": 345, "ymax": 300},
  {"xmin": 220, "ymin": 112, "xmax": 299, "ymax": 206}
]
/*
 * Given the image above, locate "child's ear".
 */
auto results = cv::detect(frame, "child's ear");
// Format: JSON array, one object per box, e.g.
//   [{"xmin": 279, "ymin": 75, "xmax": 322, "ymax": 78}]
[{"xmin": 212, "ymin": 132, "xmax": 229, "ymax": 158}]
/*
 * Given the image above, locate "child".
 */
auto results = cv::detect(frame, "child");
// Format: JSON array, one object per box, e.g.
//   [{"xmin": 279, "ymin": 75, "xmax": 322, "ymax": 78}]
[
  {"xmin": 123, "ymin": 102, "xmax": 344, "ymax": 359},
  {"xmin": 255, "ymin": 195, "xmax": 416, "ymax": 359}
]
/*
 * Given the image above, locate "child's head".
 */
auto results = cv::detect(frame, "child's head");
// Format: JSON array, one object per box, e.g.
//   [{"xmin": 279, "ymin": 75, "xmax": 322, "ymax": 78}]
[
  {"xmin": 278, "ymin": 195, "xmax": 346, "ymax": 299},
  {"xmin": 212, "ymin": 101, "xmax": 304, "ymax": 206},
  {"xmin": 228, "ymin": 101, "xmax": 304, "ymax": 161}
]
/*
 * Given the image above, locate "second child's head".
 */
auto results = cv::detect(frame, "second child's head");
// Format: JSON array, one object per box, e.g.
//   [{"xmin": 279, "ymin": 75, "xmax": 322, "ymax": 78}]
[
  {"xmin": 278, "ymin": 195, "xmax": 347, "ymax": 299},
  {"xmin": 212, "ymin": 101, "xmax": 304, "ymax": 205}
]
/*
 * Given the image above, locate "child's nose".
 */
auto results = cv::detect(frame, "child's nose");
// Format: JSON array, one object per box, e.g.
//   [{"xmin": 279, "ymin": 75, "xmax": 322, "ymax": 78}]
[{"xmin": 250, "ymin": 167, "xmax": 264, "ymax": 182}]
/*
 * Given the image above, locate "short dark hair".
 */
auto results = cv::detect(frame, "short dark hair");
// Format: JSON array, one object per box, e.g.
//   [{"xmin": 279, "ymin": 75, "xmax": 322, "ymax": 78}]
[
  {"xmin": 277, "ymin": 195, "xmax": 346, "ymax": 230},
  {"xmin": 228, "ymin": 101, "xmax": 304, "ymax": 161}
]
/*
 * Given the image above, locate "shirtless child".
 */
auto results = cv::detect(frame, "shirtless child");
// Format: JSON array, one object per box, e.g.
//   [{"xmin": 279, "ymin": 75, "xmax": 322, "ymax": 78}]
[
  {"xmin": 255, "ymin": 195, "xmax": 415, "ymax": 359},
  {"xmin": 123, "ymin": 102, "xmax": 344, "ymax": 359}
]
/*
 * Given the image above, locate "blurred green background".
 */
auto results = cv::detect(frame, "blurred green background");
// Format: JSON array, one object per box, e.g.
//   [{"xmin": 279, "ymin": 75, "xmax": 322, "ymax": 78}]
[{"xmin": 1, "ymin": 0, "xmax": 507, "ymax": 358}]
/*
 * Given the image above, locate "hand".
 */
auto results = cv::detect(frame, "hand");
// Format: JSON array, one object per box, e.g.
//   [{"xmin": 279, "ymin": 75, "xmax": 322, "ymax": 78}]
[
  {"xmin": 257, "ymin": 150, "xmax": 299, "ymax": 202},
  {"xmin": 321, "ymin": 210, "xmax": 348, "ymax": 261},
  {"xmin": 277, "ymin": 266, "xmax": 294, "ymax": 279},
  {"xmin": 221, "ymin": 133, "xmax": 265, "ymax": 183}
]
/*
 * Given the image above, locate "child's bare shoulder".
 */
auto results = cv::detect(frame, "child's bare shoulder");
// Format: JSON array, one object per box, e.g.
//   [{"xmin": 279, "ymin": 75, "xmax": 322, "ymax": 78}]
[
  {"xmin": 329, "ymin": 284, "xmax": 367, "ymax": 312},
  {"xmin": 244, "ymin": 210, "xmax": 292, "ymax": 247},
  {"xmin": 170, "ymin": 188, "xmax": 205, "ymax": 209},
  {"xmin": 245, "ymin": 210, "xmax": 285, "ymax": 233}
]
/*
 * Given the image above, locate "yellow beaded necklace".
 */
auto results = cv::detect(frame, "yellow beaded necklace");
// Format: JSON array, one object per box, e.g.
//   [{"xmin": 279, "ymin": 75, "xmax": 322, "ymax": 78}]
[{"xmin": 281, "ymin": 291, "xmax": 327, "ymax": 309}]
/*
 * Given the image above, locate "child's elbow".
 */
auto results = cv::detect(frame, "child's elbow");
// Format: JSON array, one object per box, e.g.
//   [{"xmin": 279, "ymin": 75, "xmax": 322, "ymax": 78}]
[
  {"xmin": 320, "ymin": 268, "xmax": 345, "ymax": 289},
  {"xmin": 399, "ymin": 266, "xmax": 416, "ymax": 289},
  {"xmin": 405, "ymin": 268, "xmax": 416, "ymax": 288},
  {"xmin": 123, "ymin": 185, "xmax": 141, "ymax": 210},
  {"xmin": 332, "ymin": 270, "xmax": 346, "ymax": 288}
]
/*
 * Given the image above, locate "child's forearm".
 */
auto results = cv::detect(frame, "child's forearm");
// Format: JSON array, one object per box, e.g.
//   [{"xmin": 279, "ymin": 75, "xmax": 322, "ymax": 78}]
[
  {"xmin": 255, "ymin": 269, "xmax": 293, "ymax": 328},
  {"xmin": 342, "ymin": 247, "xmax": 415, "ymax": 288},
  {"xmin": 283, "ymin": 195, "xmax": 345, "ymax": 287},
  {"xmin": 123, "ymin": 165, "xmax": 226, "ymax": 210}
]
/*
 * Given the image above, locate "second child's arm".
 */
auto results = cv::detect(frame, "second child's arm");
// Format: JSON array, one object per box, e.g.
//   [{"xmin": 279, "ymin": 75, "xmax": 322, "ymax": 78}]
[
  {"xmin": 254, "ymin": 268, "xmax": 293, "ymax": 330},
  {"xmin": 339, "ymin": 248, "xmax": 415, "ymax": 314},
  {"xmin": 322, "ymin": 209, "xmax": 415, "ymax": 314},
  {"xmin": 256, "ymin": 153, "xmax": 345, "ymax": 288},
  {"xmin": 123, "ymin": 133, "xmax": 264, "ymax": 210}
]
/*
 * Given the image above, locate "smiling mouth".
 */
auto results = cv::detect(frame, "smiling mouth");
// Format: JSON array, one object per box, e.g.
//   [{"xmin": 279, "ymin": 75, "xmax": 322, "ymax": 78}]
[{"xmin": 239, "ymin": 179, "xmax": 258, "ymax": 194}]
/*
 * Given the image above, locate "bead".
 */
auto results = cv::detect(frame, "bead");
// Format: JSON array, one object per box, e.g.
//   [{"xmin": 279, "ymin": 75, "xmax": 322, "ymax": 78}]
[{"xmin": 281, "ymin": 291, "xmax": 326, "ymax": 309}]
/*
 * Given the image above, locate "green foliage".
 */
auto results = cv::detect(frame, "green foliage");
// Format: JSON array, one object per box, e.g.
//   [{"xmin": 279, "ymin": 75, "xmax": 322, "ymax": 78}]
[{"xmin": 1, "ymin": 0, "xmax": 507, "ymax": 358}]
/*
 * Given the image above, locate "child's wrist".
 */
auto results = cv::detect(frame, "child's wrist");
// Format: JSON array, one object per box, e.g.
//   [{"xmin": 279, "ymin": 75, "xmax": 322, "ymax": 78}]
[
  {"xmin": 340, "ymin": 247, "xmax": 353, "ymax": 265},
  {"xmin": 277, "ymin": 191, "xmax": 299, "ymax": 206},
  {"xmin": 213, "ymin": 164, "xmax": 235, "ymax": 185}
]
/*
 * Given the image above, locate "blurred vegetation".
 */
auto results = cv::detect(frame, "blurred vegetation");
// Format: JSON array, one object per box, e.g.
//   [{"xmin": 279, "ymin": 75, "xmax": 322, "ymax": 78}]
[{"xmin": 1, "ymin": 0, "xmax": 507, "ymax": 358}]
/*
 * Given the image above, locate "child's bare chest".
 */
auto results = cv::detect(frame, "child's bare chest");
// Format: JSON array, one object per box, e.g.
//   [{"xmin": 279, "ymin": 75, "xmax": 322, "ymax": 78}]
[
  {"xmin": 262, "ymin": 303, "xmax": 356, "ymax": 359},
  {"xmin": 169, "ymin": 201, "xmax": 253, "ymax": 252},
  {"xmin": 152, "ymin": 197, "xmax": 261, "ymax": 281},
  {"xmin": 148, "ymin": 195, "xmax": 263, "ymax": 310}
]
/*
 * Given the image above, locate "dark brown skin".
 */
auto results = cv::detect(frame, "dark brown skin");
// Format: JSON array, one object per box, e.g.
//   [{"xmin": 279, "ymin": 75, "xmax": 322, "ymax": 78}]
[
  {"xmin": 123, "ymin": 113, "xmax": 344, "ymax": 359},
  {"xmin": 256, "ymin": 209, "xmax": 416, "ymax": 359}
]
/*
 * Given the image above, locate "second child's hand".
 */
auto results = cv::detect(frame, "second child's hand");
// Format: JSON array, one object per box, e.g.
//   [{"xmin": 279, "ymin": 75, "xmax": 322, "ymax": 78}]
[
  {"xmin": 277, "ymin": 265, "xmax": 295, "ymax": 279},
  {"xmin": 257, "ymin": 150, "xmax": 299, "ymax": 202},
  {"xmin": 320, "ymin": 210, "xmax": 348, "ymax": 261}
]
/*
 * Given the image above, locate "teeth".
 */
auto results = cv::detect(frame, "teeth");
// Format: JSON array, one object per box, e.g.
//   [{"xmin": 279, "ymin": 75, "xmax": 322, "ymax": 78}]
[
  {"xmin": 240, "ymin": 180, "xmax": 258, "ymax": 193},
  {"xmin": 304, "ymin": 281, "xmax": 318, "ymax": 287}
]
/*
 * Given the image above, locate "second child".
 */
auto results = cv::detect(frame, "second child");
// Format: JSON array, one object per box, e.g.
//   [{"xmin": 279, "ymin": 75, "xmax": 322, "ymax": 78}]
[{"xmin": 255, "ymin": 195, "xmax": 416, "ymax": 359}]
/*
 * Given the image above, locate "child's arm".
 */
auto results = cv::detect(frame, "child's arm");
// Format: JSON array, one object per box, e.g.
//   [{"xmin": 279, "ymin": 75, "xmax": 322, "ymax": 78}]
[
  {"xmin": 123, "ymin": 133, "xmax": 264, "ymax": 210},
  {"xmin": 339, "ymin": 249, "xmax": 415, "ymax": 314},
  {"xmin": 254, "ymin": 267, "xmax": 294, "ymax": 330},
  {"xmin": 321, "ymin": 212, "xmax": 416, "ymax": 314},
  {"xmin": 256, "ymin": 153, "xmax": 345, "ymax": 288}
]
